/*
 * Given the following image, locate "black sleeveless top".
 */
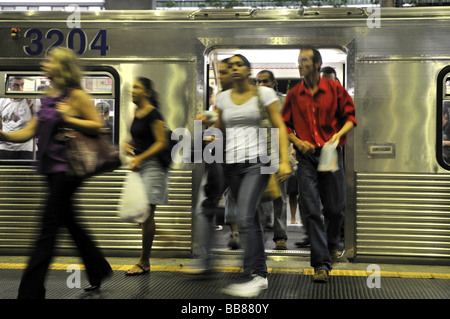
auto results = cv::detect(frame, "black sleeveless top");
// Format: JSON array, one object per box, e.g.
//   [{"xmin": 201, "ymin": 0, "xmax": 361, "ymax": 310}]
[{"xmin": 130, "ymin": 108, "xmax": 164, "ymax": 155}]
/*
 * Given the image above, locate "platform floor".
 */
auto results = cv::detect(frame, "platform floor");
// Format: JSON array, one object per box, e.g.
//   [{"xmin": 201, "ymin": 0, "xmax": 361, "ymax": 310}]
[
  {"xmin": 0, "ymin": 254, "xmax": 448, "ymax": 317},
  {"xmin": 1, "ymin": 261, "xmax": 449, "ymax": 299},
  {"xmin": 0, "ymin": 222, "xmax": 448, "ymax": 315}
]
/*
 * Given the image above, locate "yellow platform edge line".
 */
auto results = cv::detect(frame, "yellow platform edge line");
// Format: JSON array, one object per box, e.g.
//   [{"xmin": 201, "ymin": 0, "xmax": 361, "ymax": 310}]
[{"xmin": 1, "ymin": 263, "xmax": 449, "ymax": 279}]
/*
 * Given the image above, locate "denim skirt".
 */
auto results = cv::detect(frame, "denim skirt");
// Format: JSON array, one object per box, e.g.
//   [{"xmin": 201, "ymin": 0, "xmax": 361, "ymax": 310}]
[{"xmin": 138, "ymin": 158, "xmax": 169, "ymax": 205}]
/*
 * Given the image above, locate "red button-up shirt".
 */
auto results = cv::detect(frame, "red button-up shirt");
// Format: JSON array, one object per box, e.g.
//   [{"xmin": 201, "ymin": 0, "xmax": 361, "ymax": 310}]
[{"xmin": 282, "ymin": 78, "xmax": 357, "ymax": 148}]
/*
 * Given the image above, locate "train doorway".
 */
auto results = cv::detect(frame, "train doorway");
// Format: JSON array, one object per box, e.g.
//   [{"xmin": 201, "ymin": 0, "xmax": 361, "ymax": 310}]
[{"xmin": 204, "ymin": 47, "xmax": 350, "ymax": 259}]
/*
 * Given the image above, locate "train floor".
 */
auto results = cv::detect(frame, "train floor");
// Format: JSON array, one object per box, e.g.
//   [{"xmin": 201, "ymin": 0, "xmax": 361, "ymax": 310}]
[{"xmin": 0, "ymin": 223, "xmax": 449, "ymax": 316}]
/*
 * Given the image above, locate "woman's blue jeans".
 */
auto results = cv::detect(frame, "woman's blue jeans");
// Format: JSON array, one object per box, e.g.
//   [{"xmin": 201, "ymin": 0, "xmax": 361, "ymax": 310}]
[{"xmin": 225, "ymin": 163, "xmax": 270, "ymax": 277}]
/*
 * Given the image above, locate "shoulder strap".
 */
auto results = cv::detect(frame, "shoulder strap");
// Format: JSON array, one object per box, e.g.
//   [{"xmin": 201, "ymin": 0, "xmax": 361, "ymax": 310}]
[{"xmin": 256, "ymin": 87, "xmax": 271, "ymax": 128}]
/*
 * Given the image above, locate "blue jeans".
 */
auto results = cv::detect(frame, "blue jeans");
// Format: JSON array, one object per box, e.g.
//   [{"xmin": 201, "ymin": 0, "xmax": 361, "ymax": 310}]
[
  {"xmin": 225, "ymin": 163, "xmax": 270, "ymax": 277},
  {"xmin": 260, "ymin": 179, "xmax": 287, "ymax": 242},
  {"xmin": 273, "ymin": 180, "xmax": 287, "ymax": 242},
  {"xmin": 193, "ymin": 162, "xmax": 226, "ymax": 269},
  {"xmin": 296, "ymin": 148, "xmax": 346, "ymax": 271}
]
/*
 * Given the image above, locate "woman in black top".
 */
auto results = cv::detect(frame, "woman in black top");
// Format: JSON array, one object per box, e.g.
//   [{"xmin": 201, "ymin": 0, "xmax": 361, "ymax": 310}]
[{"xmin": 122, "ymin": 77, "xmax": 169, "ymax": 275}]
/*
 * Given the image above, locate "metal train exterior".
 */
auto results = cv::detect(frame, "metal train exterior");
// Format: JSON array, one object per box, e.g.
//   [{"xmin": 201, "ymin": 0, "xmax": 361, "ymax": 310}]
[{"xmin": 0, "ymin": 7, "xmax": 449, "ymax": 265}]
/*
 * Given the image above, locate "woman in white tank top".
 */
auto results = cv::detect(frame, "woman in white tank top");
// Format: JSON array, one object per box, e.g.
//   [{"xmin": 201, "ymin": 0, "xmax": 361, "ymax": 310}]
[{"xmin": 215, "ymin": 54, "xmax": 291, "ymax": 298}]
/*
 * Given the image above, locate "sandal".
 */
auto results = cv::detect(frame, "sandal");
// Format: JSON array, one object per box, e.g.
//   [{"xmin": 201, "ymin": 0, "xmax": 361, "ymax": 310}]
[{"xmin": 125, "ymin": 263, "xmax": 150, "ymax": 276}]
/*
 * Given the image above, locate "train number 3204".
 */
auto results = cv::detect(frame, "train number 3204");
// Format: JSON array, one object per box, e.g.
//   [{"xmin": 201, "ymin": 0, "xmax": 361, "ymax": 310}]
[{"xmin": 23, "ymin": 28, "xmax": 109, "ymax": 56}]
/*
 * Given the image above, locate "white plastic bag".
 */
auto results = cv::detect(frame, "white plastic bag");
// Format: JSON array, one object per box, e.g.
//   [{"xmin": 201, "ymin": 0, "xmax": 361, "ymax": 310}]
[
  {"xmin": 317, "ymin": 141, "xmax": 339, "ymax": 172},
  {"xmin": 119, "ymin": 171, "xmax": 150, "ymax": 223}
]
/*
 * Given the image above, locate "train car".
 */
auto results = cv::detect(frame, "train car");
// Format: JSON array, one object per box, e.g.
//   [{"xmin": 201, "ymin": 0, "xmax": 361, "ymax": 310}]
[{"xmin": 0, "ymin": 7, "xmax": 449, "ymax": 266}]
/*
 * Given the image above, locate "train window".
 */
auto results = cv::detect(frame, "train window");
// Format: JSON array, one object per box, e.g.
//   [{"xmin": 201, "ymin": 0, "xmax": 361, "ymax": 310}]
[
  {"xmin": 446, "ymin": 77, "xmax": 450, "ymax": 96},
  {"xmin": 0, "ymin": 72, "xmax": 116, "ymax": 162},
  {"xmin": 437, "ymin": 68, "xmax": 450, "ymax": 169},
  {"xmin": 82, "ymin": 76, "xmax": 113, "ymax": 93}
]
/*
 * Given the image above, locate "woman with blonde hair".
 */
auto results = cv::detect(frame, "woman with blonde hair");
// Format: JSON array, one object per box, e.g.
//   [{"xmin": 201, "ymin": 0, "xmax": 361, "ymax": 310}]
[{"xmin": 0, "ymin": 47, "xmax": 112, "ymax": 299}]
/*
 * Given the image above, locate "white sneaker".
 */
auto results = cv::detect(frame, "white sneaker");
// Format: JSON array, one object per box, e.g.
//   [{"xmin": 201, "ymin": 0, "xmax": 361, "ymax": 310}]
[
  {"xmin": 182, "ymin": 264, "xmax": 210, "ymax": 275},
  {"xmin": 222, "ymin": 275, "xmax": 268, "ymax": 297}
]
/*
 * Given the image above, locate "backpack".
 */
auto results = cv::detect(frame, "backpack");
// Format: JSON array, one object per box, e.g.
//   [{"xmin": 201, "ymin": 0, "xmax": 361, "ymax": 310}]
[{"xmin": 156, "ymin": 127, "xmax": 176, "ymax": 169}]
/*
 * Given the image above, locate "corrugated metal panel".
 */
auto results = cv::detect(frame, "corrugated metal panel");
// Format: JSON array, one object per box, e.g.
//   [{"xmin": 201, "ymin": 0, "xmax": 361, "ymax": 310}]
[
  {"xmin": 356, "ymin": 173, "xmax": 450, "ymax": 259},
  {"xmin": 0, "ymin": 166, "xmax": 192, "ymax": 257}
]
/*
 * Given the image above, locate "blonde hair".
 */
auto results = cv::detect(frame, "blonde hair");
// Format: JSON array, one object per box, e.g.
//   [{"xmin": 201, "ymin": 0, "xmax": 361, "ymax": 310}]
[{"xmin": 47, "ymin": 47, "xmax": 83, "ymax": 91}]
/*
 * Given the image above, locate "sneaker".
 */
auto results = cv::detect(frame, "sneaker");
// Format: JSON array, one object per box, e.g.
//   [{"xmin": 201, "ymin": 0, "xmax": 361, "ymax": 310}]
[
  {"xmin": 313, "ymin": 269, "xmax": 329, "ymax": 283},
  {"xmin": 228, "ymin": 232, "xmax": 240, "ymax": 250},
  {"xmin": 182, "ymin": 263, "xmax": 210, "ymax": 275},
  {"xmin": 222, "ymin": 275, "xmax": 268, "ymax": 297},
  {"xmin": 274, "ymin": 240, "xmax": 287, "ymax": 250}
]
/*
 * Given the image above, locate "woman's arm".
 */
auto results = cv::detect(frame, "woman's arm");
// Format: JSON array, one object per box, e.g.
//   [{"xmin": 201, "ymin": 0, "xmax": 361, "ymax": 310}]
[
  {"xmin": 57, "ymin": 89, "xmax": 104, "ymax": 135},
  {"xmin": 0, "ymin": 117, "xmax": 38, "ymax": 143},
  {"xmin": 122, "ymin": 140, "xmax": 135, "ymax": 156},
  {"xmin": 128, "ymin": 119, "xmax": 168, "ymax": 171},
  {"xmin": 216, "ymin": 109, "xmax": 225, "ymax": 133},
  {"xmin": 266, "ymin": 101, "xmax": 292, "ymax": 181}
]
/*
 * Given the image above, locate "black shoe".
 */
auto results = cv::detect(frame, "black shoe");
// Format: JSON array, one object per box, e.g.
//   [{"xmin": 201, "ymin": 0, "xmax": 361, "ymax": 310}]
[
  {"xmin": 83, "ymin": 284, "xmax": 101, "ymax": 292},
  {"xmin": 295, "ymin": 238, "xmax": 310, "ymax": 248},
  {"xmin": 84, "ymin": 268, "xmax": 112, "ymax": 292}
]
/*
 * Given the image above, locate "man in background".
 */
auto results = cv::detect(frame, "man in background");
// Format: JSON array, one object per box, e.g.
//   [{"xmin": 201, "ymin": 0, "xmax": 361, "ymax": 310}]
[{"xmin": 0, "ymin": 76, "xmax": 34, "ymax": 159}]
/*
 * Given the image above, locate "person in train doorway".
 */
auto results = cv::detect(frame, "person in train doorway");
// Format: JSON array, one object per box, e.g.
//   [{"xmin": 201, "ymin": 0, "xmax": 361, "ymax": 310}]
[
  {"xmin": 320, "ymin": 66, "xmax": 346, "ymax": 247},
  {"xmin": 256, "ymin": 70, "xmax": 289, "ymax": 250},
  {"xmin": 184, "ymin": 58, "xmax": 239, "ymax": 276},
  {"xmin": 218, "ymin": 60, "xmax": 240, "ymax": 250},
  {"xmin": 203, "ymin": 60, "xmax": 240, "ymax": 250},
  {"xmin": 0, "ymin": 76, "xmax": 35, "ymax": 159},
  {"xmin": 122, "ymin": 77, "xmax": 170, "ymax": 276},
  {"xmin": 216, "ymin": 54, "xmax": 291, "ymax": 297},
  {"xmin": 282, "ymin": 47, "xmax": 357, "ymax": 283},
  {"xmin": 294, "ymin": 65, "xmax": 343, "ymax": 249},
  {"xmin": 320, "ymin": 66, "xmax": 340, "ymax": 83},
  {"xmin": 95, "ymin": 101, "xmax": 113, "ymax": 139},
  {"xmin": 0, "ymin": 47, "xmax": 112, "ymax": 298},
  {"xmin": 442, "ymin": 106, "xmax": 450, "ymax": 163}
]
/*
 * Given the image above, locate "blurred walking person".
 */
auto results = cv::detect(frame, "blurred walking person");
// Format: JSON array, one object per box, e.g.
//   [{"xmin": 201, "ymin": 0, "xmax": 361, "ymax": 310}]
[
  {"xmin": 217, "ymin": 55, "xmax": 291, "ymax": 297},
  {"xmin": 0, "ymin": 47, "xmax": 112, "ymax": 299},
  {"xmin": 122, "ymin": 77, "xmax": 169, "ymax": 276}
]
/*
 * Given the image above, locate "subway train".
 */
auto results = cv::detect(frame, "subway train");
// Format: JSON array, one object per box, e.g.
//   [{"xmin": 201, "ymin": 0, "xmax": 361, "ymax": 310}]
[{"xmin": 0, "ymin": 7, "xmax": 449, "ymax": 267}]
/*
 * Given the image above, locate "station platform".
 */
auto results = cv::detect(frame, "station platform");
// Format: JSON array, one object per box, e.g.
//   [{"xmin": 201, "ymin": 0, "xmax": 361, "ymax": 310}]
[
  {"xmin": 1, "ymin": 255, "xmax": 448, "ymax": 308},
  {"xmin": 0, "ymin": 224, "xmax": 448, "ymax": 316}
]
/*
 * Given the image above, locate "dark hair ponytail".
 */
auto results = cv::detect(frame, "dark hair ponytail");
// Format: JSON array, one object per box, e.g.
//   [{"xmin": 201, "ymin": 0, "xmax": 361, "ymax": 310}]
[{"xmin": 137, "ymin": 76, "xmax": 160, "ymax": 108}]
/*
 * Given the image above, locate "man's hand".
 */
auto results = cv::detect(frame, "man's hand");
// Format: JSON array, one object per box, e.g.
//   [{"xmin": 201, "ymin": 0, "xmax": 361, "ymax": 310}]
[{"xmin": 295, "ymin": 139, "xmax": 315, "ymax": 155}]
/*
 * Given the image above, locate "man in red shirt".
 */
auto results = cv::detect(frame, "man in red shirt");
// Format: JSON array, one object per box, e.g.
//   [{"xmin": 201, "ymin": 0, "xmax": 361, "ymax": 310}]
[{"xmin": 282, "ymin": 47, "xmax": 357, "ymax": 283}]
